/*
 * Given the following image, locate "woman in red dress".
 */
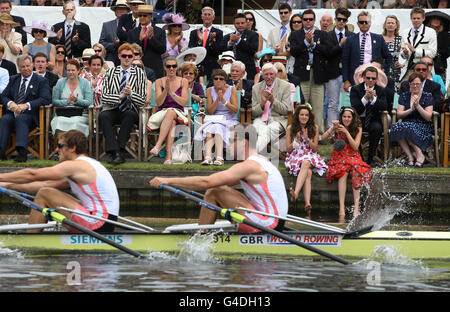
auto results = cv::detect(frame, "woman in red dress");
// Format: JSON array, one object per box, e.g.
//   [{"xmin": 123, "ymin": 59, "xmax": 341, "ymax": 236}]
[{"xmin": 321, "ymin": 107, "xmax": 372, "ymax": 221}]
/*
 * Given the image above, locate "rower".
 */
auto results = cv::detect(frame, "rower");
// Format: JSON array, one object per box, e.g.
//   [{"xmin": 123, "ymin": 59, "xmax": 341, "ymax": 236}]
[
  {"xmin": 0, "ymin": 130, "xmax": 120, "ymax": 233},
  {"xmin": 150, "ymin": 125, "xmax": 289, "ymax": 233}
]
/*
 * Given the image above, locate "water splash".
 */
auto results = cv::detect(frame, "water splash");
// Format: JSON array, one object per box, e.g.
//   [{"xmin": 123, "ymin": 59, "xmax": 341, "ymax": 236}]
[
  {"xmin": 358, "ymin": 244, "xmax": 427, "ymax": 269},
  {"xmin": 176, "ymin": 231, "xmax": 220, "ymax": 263}
]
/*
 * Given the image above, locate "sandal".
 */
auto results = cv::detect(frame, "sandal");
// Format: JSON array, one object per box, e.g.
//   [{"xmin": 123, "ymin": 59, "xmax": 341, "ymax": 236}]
[
  {"xmin": 289, "ymin": 187, "xmax": 297, "ymax": 202},
  {"xmin": 414, "ymin": 161, "xmax": 423, "ymax": 168},
  {"xmin": 304, "ymin": 204, "xmax": 312, "ymax": 215},
  {"xmin": 163, "ymin": 159, "xmax": 172, "ymax": 165},
  {"xmin": 201, "ymin": 156, "xmax": 213, "ymax": 165},
  {"xmin": 150, "ymin": 147, "xmax": 160, "ymax": 157},
  {"xmin": 213, "ymin": 157, "xmax": 224, "ymax": 166}
]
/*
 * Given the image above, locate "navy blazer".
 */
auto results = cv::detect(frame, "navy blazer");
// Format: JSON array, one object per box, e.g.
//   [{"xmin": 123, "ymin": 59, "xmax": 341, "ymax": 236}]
[
  {"xmin": 49, "ymin": 21, "xmax": 92, "ymax": 58},
  {"xmin": 350, "ymin": 82, "xmax": 388, "ymax": 124},
  {"xmin": 342, "ymin": 32, "xmax": 392, "ymax": 85},
  {"xmin": 188, "ymin": 26, "xmax": 223, "ymax": 78},
  {"xmin": 1, "ymin": 73, "xmax": 51, "ymax": 124},
  {"xmin": 327, "ymin": 28, "xmax": 354, "ymax": 80}
]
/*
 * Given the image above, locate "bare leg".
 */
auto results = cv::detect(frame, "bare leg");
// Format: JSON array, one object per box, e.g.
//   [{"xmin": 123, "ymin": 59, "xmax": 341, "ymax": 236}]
[
  {"xmin": 337, "ymin": 172, "xmax": 348, "ymax": 218},
  {"xmin": 352, "ymin": 187, "xmax": 360, "ymax": 217},
  {"xmin": 165, "ymin": 120, "xmax": 176, "ymax": 162},
  {"xmin": 410, "ymin": 141, "xmax": 425, "ymax": 165},
  {"xmin": 291, "ymin": 160, "xmax": 311, "ymax": 202},
  {"xmin": 154, "ymin": 110, "xmax": 178, "ymax": 150},
  {"xmin": 398, "ymin": 139, "xmax": 414, "ymax": 164},
  {"xmin": 214, "ymin": 134, "xmax": 224, "ymax": 159},
  {"xmin": 204, "ymin": 134, "xmax": 214, "ymax": 159},
  {"xmin": 303, "ymin": 168, "xmax": 312, "ymax": 207}
]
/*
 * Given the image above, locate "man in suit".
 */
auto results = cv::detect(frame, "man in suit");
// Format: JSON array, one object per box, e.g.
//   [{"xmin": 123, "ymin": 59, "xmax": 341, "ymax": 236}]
[
  {"xmin": 127, "ymin": 5, "xmax": 166, "ymax": 79},
  {"xmin": 98, "ymin": 43, "xmax": 147, "ymax": 165},
  {"xmin": 398, "ymin": 7, "xmax": 437, "ymax": 82},
  {"xmin": 399, "ymin": 61, "xmax": 443, "ymax": 113},
  {"xmin": 117, "ymin": 0, "xmax": 144, "ymax": 44},
  {"xmin": 251, "ymin": 63, "xmax": 291, "ymax": 155},
  {"xmin": 33, "ymin": 53, "xmax": 59, "ymax": 91},
  {"xmin": 326, "ymin": 8, "xmax": 353, "ymax": 128},
  {"xmin": 290, "ymin": 9, "xmax": 330, "ymax": 133},
  {"xmin": 350, "ymin": 66, "xmax": 388, "ymax": 166},
  {"xmin": 228, "ymin": 61, "xmax": 253, "ymax": 111},
  {"xmin": 220, "ymin": 13, "xmax": 259, "ymax": 82},
  {"xmin": 0, "ymin": 0, "xmax": 26, "ymax": 47},
  {"xmin": 267, "ymin": 2, "xmax": 292, "ymax": 50},
  {"xmin": 48, "ymin": 1, "xmax": 92, "ymax": 59},
  {"xmin": 342, "ymin": 11, "xmax": 392, "ymax": 91},
  {"xmin": 188, "ymin": 6, "xmax": 223, "ymax": 79},
  {"xmin": 0, "ymin": 55, "xmax": 51, "ymax": 162},
  {"xmin": 0, "ymin": 43, "xmax": 15, "ymax": 76},
  {"xmin": 99, "ymin": 0, "xmax": 130, "ymax": 66}
]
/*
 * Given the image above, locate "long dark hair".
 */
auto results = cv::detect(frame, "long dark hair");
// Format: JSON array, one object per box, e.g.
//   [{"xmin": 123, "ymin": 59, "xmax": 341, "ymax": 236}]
[
  {"xmin": 244, "ymin": 11, "xmax": 257, "ymax": 31},
  {"xmin": 338, "ymin": 107, "xmax": 361, "ymax": 139},
  {"xmin": 291, "ymin": 104, "xmax": 316, "ymax": 140}
]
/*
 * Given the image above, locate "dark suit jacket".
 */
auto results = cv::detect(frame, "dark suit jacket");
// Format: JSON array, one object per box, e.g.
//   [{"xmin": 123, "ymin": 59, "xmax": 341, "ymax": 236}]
[
  {"xmin": 342, "ymin": 32, "xmax": 392, "ymax": 85},
  {"xmin": 0, "ymin": 73, "xmax": 51, "ymax": 125},
  {"xmin": 350, "ymin": 83, "xmax": 388, "ymax": 124},
  {"xmin": 117, "ymin": 13, "xmax": 137, "ymax": 44},
  {"xmin": 12, "ymin": 15, "xmax": 27, "ymax": 47},
  {"xmin": 227, "ymin": 78, "xmax": 253, "ymax": 109},
  {"xmin": 99, "ymin": 18, "xmax": 120, "ymax": 65},
  {"xmin": 0, "ymin": 59, "xmax": 17, "ymax": 76},
  {"xmin": 49, "ymin": 21, "xmax": 92, "ymax": 58},
  {"xmin": 220, "ymin": 30, "xmax": 259, "ymax": 81},
  {"xmin": 289, "ymin": 29, "xmax": 330, "ymax": 84},
  {"xmin": 188, "ymin": 26, "xmax": 223, "ymax": 78},
  {"xmin": 327, "ymin": 28, "xmax": 354, "ymax": 80},
  {"xmin": 127, "ymin": 24, "xmax": 166, "ymax": 79},
  {"xmin": 399, "ymin": 79, "xmax": 444, "ymax": 113},
  {"xmin": 44, "ymin": 71, "xmax": 59, "ymax": 91}
]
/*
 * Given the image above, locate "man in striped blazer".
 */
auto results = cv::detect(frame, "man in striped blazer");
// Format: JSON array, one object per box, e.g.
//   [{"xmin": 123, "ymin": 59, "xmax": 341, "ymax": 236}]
[{"xmin": 99, "ymin": 43, "xmax": 147, "ymax": 165}]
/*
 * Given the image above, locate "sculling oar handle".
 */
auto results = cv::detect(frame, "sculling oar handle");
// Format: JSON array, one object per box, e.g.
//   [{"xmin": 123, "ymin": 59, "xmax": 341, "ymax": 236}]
[
  {"xmin": 0, "ymin": 187, "xmax": 143, "ymax": 258},
  {"xmin": 159, "ymin": 184, "xmax": 351, "ymax": 265}
]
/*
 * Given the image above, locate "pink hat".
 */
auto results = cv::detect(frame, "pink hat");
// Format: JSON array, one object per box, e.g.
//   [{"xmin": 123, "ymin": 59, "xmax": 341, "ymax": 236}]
[
  {"xmin": 162, "ymin": 13, "xmax": 190, "ymax": 31},
  {"xmin": 23, "ymin": 20, "xmax": 57, "ymax": 38}
]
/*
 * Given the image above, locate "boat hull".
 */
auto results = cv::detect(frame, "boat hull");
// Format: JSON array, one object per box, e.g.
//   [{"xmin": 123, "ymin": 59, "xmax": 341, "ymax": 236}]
[{"xmin": 1, "ymin": 231, "xmax": 449, "ymax": 259}]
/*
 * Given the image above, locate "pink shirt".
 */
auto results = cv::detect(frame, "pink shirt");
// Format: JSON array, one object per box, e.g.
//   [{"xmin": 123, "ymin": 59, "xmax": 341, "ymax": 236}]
[{"xmin": 359, "ymin": 32, "xmax": 372, "ymax": 65}]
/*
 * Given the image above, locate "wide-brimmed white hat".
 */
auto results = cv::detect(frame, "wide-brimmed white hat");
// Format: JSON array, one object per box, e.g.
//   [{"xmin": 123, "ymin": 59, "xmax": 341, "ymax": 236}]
[
  {"xmin": 176, "ymin": 47, "xmax": 206, "ymax": 67},
  {"xmin": 217, "ymin": 51, "xmax": 235, "ymax": 65},
  {"xmin": 23, "ymin": 19, "xmax": 57, "ymax": 38},
  {"xmin": 162, "ymin": 13, "xmax": 190, "ymax": 31}
]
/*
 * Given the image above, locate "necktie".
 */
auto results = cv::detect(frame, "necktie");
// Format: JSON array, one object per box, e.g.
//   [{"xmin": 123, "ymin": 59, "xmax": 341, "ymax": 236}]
[
  {"xmin": 364, "ymin": 99, "xmax": 372, "ymax": 130},
  {"xmin": 280, "ymin": 25, "xmax": 287, "ymax": 40},
  {"xmin": 132, "ymin": 18, "xmax": 136, "ymax": 29},
  {"xmin": 166, "ymin": 0, "xmax": 174, "ymax": 11},
  {"xmin": 338, "ymin": 32, "xmax": 343, "ymax": 43},
  {"xmin": 203, "ymin": 28, "xmax": 208, "ymax": 48},
  {"xmin": 119, "ymin": 70, "xmax": 130, "ymax": 112},
  {"xmin": 143, "ymin": 26, "xmax": 148, "ymax": 50},
  {"xmin": 16, "ymin": 78, "xmax": 27, "ymax": 105},
  {"xmin": 413, "ymin": 29, "xmax": 419, "ymax": 45},
  {"xmin": 232, "ymin": 32, "xmax": 239, "ymax": 57},
  {"xmin": 261, "ymin": 86, "xmax": 273, "ymax": 122},
  {"xmin": 360, "ymin": 33, "xmax": 366, "ymax": 65},
  {"xmin": 65, "ymin": 24, "xmax": 72, "ymax": 58}
]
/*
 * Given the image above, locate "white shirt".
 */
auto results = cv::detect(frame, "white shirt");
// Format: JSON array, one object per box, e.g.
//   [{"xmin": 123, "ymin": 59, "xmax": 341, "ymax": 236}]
[
  {"xmin": 7, "ymin": 73, "xmax": 34, "ymax": 114},
  {"xmin": 360, "ymin": 83, "xmax": 377, "ymax": 117}
]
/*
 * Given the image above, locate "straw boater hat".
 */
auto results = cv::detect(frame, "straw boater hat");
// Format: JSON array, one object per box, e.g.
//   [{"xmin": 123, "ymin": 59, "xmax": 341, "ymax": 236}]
[
  {"xmin": 128, "ymin": 0, "xmax": 145, "ymax": 4},
  {"xmin": 111, "ymin": 0, "xmax": 130, "ymax": 12},
  {"xmin": 217, "ymin": 51, "xmax": 235, "ymax": 66},
  {"xmin": 271, "ymin": 55, "xmax": 287, "ymax": 65},
  {"xmin": 176, "ymin": 47, "xmax": 206, "ymax": 67},
  {"xmin": 137, "ymin": 4, "xmax": 154, "ymax": 14},
  {"xmin": 162, "ymin": 13, "xmax": 190, "ymax": 31},
  {"xmin": 23, "ymin": 20, "xmax": 57, "ymax": 38},
  {"xmin": 0, "ymin": 13, "xmax": 20, "ymax": 28},
  {"xmin": 82, "ymin": 48, "xmax": 95, "ymax": 59}
]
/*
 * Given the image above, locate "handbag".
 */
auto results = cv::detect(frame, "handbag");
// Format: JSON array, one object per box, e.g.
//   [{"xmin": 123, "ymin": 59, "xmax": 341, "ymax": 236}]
[
  {"xmin": 171, "ymin": 142, "xmax": 192, "ymax": 164},
  {"xmin": 55, "ymin": 106, "xmax": 84, "ymax": 117}
]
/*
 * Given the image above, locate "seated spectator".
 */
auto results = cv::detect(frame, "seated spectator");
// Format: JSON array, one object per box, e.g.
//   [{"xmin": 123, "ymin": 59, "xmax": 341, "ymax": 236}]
[
  {"xmin": 80, "ymin": 48, "xmax": 95, "ymax": 76},
  {"xmin": 0, "ymin": 0, "xmax": 26, "ymax": 46},
  {"xmin": 194, "ymin": 69, "xmax": 238, "ymax": 166},
  {"xmin": 161, "ymin": 13, "xmax": 189, "ymax": 59},
  {"xmin": 175, "ymin": 46, "xmax": 206, "ymax": 86},
  {"xmin": 22, "ymin": 20, "xmax": 57, "ymax": 70},
  {"xmin": 52, "ymin": 44, "xmax": 67, "ymax": 78},
  {"xmin": 253, "ymin": 47, "xmax": 275, "ymax": 85},
  {"xmin": 79, "ymin": 55, "xmax": 104, "ymax": 107},
  {"xmin": 302, "ymin": 0, "xmax": 326, "ymax": 8},
  {"xmin": 326, "ymin": 0, "xmax": 349, "ymax": 8},
  {"xmin": 422, "ymin": 56, "xmax": 446, "ymax": 96},
  {"xmin": 93, "ymin": 43, "xmax": 115, "ymax": 72},
  {"xmin": 251, "ymin": 63, "xmax": 291, "ymax": 154},
  {"xmin": 147, "ymin": 56, "xmax": 189, "ymax": 165},
  {"xmin": 353, "ymin": 62, "xmax": 388, "ymax": 88},
  {"xmin": 389, "ymin": 73, "xmax": 434, "ymax": 168},
  {"xmin": 227, "ymin": 61, "xmax": 253, "ymax": 110},
  {"xmin": 217, "ymin": 51, "xmax": 235, "ymax": 76},
  {"xmin": 350, "ymin": 66, "xmax": 388, "ymax": 166},
  {"xmin": 402, "ymin": 0, "xmax": 428, "ymax": 8},
  {"xmin": 0, "ymin": 42, "xmax": 15, "ymax": 75},
  {"xmin": 180, "ymin": 62, "xmax": 205, "ymax": 109},
  {"xmin": 155, "ymin": 0, "xmax": 186, "ymax": 15},
  {"xmin": 0, "ymin": 13, "xmax": 22, "ymax": 66},
  {"xmin": 131, "ymin": 43, "xmax": 156, "ymax": 82},
  {"xmin": 33, "ymin": 52, "xmax": 59, "ymax": 91},
  {"xmin": 383, "ymin": 0, "xmax": 404, "ymax": 8},
  {"xmin": 0, "ymin": 65, "xmax": 7, "ymax": 93},
  {"xmin": 81, "ymin": 0, "xmax": 97, "ymax": 6},
  {"xmin": 347, "ymin": 0, "xmax": 368, "ymax": 8},
  {"xmin": 273, "ymin": 61, "xmax": 296, "ymax": 112},
  {"xmin": 51, "ymin": 59, "xmax": 93, "ymax": 139},
  {"xmin": 131, "ymin": 58, "xmax": 152, "ymax": 105},
  {"xmin": 99, "ymin": 43, "xmax": 147, "ymax": 165}
]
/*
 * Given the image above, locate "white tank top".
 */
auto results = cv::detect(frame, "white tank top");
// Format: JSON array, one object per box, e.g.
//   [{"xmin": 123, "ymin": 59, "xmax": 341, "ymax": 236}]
[
  {"xmin": 240, "ymin": 155, "xmax": 288, "ymax": 218},
  {"xmin": 66, "ymin": 156, "xmax": 120, "ymax": 217}
]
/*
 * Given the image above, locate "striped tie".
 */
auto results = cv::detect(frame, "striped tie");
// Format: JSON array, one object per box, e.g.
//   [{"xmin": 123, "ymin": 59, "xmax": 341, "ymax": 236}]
[
  {"xmin": 280, "ymin": 25, "xmax": 287, "ymax": 40},
  {"xmin": 16, "ymin": 78, "xmax": 27, "ymax": 105},
  {"xmin": 65, "ymin": 25, "xmax": 72, "ymax": 58},
  {"xmin": 360, "ymin": 33, "xmax": 366, "ymax": 65},
  {"xmin": 119, "ymin": 70, "xmax": 130, "ymax": 112}
]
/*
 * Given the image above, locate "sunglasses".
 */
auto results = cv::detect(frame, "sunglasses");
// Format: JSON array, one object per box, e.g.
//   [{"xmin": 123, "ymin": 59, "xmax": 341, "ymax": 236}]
[
  {"xmin": 165, "ymin": 64, "xmax": 177, "ymax": 69},
  {"xmin": 358, "ymin": 20, "xmax": 370, "ymax": 24},
  {"xmin": 57, "ymin": 143, "xmax": 67, "ymax": 149},
  {"xmin": 120, "ymin": 54, "xmax": 134, "ymax": 59},
  {"xmin": 171, "ymin": 24, "xmax": 182, "ymax": 28},
  {"xmin": 292, "ymin": 20, "xmax": 302, "ymax": 24},
  {"xmin": 246, "ymin": 18, "xmax": 254, "ymax": 21},
  {"xmin": 133, "ymin": 64, "xmax": 144, "ymax": 69},
  {"xmin": 133, "ymin": 52, "xmax": 141, "ymax": 56},
  {"xmin": 365, "ymin": 76, "xmax": 377, "ymax": 80},
  {"xmin": 32, "ymin": 29, "xmax": 46, "ymax": 34},
  {"xmin": 336, "ymin": 17, "xmax": 348, "ymax": 22},
  {"xmin": 279, "ymin": 11, "xmax": 290, "ymax": 15},
  {"xmin": 302, "ymin": 18, "xmax": 314, "ymax": 22},
  {"xmin": 261, "ymin": 59, "xmax": 272, "ymax": 63},
  {"xmin": 56, "ymin": 51, "xmax": 66, "ymax": 55},
  {"xmin": 415, "ymin": 68, "xmax": 427, "ymax": 72},
  {"xmin": 214, "ymin": 77, "xmax": 225, "ymax": 81},
  {"xmin": 410, "ymin": 83, "xmax": 422, "ymax": 87},
  {"xmin": 94, "ymin": 49, "xmax": 102, "ymax": 53},
  {"xmin": 138, "ymin": 14, "xmax": 152, "ymax": 17},
  {"xmin": 183, "ymin": 72, "xmax": 195, "ymax": 76},
  {"xmin": 425, "ymin": 63, "xmax": 433, "ymax": 66}
]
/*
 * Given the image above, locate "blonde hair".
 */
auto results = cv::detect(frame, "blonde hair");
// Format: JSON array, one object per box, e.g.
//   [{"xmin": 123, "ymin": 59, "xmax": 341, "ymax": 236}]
[
  {"xmin": 273, "ymin": 62, "xmax": 287, "ymax": 81},
  {"xmin": 383, "ymin": 15, "xmax": 400, "ymax": 36},
  {"xmin": 93, "ymin": 43, "xmax": 107, "ymax": 59}
]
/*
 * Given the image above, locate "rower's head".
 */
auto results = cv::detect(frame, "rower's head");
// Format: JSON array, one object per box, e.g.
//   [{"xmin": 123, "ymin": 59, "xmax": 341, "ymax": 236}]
[
  {"xmin": 57, "ymin": 130, "xmax": 88, "ymax": 161},
  {"xmin": 232, "ymin": 124, "xmax": 258, "ymax": 160}
]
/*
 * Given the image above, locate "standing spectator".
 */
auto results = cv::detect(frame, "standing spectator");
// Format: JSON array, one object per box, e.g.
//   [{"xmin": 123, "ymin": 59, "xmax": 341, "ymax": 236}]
[
  {"xmin": 267, "ymin": 2, "xmax": 292, "ymax": 50},
  {"xmin": 188, "ymin": 6, "xmax": 223, "ymax": 79},
  {"xmin": 320, "ymin": 14, "xmax": 333, "ymax": 32},
  {"xmin": 244, "ymin": 11, "xmax": 263, "ymax": 73},
  {"xmin": 342, "ymin": 11, "xmax": 392, "ymax": 91},
  {"xmin": 0, "ymin": 13, "xmax": 21, "ymax": 66},
  {"xmin": 350, "ymin": 66, "xmax": 388, "ymax": 166},
  {"xmin": 117, "ymin": 0, "xmax": 144, "ymax": 45},
  {"xmin": 49, "ymin": 1, "xmax": 92, "ymax": 59},
  {"xmin": 382, "ymin": 15, "xmax": 403, "ymax": 89},
  {"xmin": 326, "ymin": 7, "xmax": 353, "ymax": 128},
  {"xmin": 52, "ymin": 44, "xmax": 67, "ymax": 79},
  {"xmin": 0, "ymin": 42, "xmax": 16, "ymax": 76},
  {"xmin": 278, "ymin": 13, "xmax": 303, "ymax": 76},
  {"xmin": 402, "ymin": 0, "xmax": 428, "ymax": 8},
  {"xmin": 383, "ymin": 0, "xmax": 404, "ymax": 8},
  {"xmin": 326, "ymin": 0, "xmax": 348, "ymax": 7},
  {"xmin": 348, "ymin": 0, "xmax": 368, "ymax": 7},
  {"xmin": 128, "ymin": 4, "xmax": 166, "ymax": 79},
  {"xmin": 0, "ymin": 0, "xmax": 26, "ymax": 47},
  {"xmin": 155, "ymin": 0, "xmax": 186, "ymax": 14},
  {"xmin": 290, "ymin": 9, "xmax": 330, "ymax": 134},
  {"xmin": 161, "ymin": 13, "xmax": 189, "ymax": 59},
  {"xmin": 425, "ymin": 11, "xmax": 450, "ymax": 79},
  {"xmin": 99, "ymin": 0, "xmax": 130, "ymax": 66},
  {"xmin": 398, "ymin": 7, "xmax": 437, "ymax": 82},
  {"xmin": 22, "ymin": 20, "xmax": 57, "ymax": 70},
  {"xmin": 220, "ymin": 13, "xmax": 259, "ymax": 83},
  {"xmin": 33, "ymin": 52, "xmax": 59, "ymax": 91},
  {"xmin": 98, "ymin": 43, "xmax": 147, "ymax": 165}
]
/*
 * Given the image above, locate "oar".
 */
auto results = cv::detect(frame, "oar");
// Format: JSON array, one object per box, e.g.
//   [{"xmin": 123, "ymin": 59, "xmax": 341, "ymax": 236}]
[
  {"xmin": 0, "ymin": 187, "xmax": 143, "ymax": 258},
  {"xmin": 160, "ymin": 184, "xmax": 351, "ymax": 265}
]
